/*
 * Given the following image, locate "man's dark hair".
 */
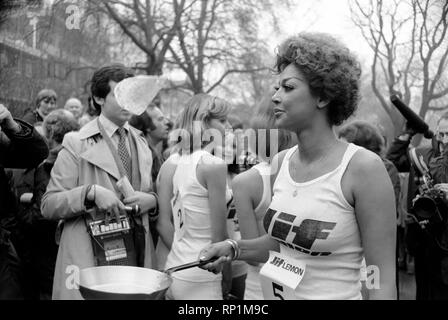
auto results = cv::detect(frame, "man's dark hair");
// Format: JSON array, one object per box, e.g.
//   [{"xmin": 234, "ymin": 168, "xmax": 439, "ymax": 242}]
[
  {"xmin": 129, "ymin": 111, "xmax": 156, "ymax": 134},
  {"xmin": 90, "ymin": 64, "xmax": 134, "ymax": 112}
]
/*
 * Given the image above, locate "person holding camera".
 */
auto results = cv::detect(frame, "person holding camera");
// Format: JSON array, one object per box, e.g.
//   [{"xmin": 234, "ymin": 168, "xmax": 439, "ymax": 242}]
[
  {"xmin": 0, "ymin": 103, "xmax": 49, "ymax": 299},
  {"xmin": 387, "ymin": 112, "xmax": 448, "ymax": 300}
]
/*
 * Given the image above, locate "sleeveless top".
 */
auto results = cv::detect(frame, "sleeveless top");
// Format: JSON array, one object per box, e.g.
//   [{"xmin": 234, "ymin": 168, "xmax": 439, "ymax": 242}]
[
  {"xmin": 165, "ymin": 150, "xmax": 232, "ymax": 282},
  {"xmin": 263, "ymin": 143, "xmax": 364, "ymax": 300},
  {"xmin": 244, "ymin": 162, "xmax": 272, "ymax": 300}
]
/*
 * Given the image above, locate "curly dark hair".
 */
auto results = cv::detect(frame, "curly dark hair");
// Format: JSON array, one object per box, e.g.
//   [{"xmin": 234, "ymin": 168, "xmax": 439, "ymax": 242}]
[{"xmin": 275, "ymin": 32, "xmax": 362, "ymax": 126}]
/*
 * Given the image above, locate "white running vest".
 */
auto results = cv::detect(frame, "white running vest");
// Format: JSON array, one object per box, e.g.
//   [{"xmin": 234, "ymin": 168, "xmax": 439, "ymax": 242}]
[
  {"xmin": 165, "ymin": 150, "xmax": 232, "ymax": 282},
  {"xmin": 264, "ymin": 143, "xmax": 364, "ymax": 300}
]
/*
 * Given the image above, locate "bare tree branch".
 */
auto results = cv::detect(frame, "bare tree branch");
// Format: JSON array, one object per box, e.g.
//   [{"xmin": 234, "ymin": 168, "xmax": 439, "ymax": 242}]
[{"xmin": 206, "ymin": 68, "xmax": 268, "ymax": 94}]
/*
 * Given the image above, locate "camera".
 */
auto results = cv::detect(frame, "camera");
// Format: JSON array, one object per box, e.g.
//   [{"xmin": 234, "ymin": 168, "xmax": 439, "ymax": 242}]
[
  {"xmin": 412, "ymin": 173, "xmax": 447, "ymax": 226},
  {"xmin": 409, "ymin": 148, "xmax": 448, "ymax": 228}
]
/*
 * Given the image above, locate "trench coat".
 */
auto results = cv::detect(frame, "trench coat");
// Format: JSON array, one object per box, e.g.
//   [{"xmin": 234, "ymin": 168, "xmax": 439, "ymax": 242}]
[{"xmin": 41, "ymin": 119, "xmax": 156, "ymax": 300}]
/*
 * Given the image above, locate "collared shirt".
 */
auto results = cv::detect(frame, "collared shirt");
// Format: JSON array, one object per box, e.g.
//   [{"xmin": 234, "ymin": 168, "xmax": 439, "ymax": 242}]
[{"xmin": 98, "ymin": 114, "xmax": 131, "ymax": 154}]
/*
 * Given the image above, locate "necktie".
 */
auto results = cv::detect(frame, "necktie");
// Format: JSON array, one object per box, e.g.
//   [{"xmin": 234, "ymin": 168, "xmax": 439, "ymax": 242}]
[{"xmin": 116, "ymin": 127, "xmax": 132, "ymax": 180}]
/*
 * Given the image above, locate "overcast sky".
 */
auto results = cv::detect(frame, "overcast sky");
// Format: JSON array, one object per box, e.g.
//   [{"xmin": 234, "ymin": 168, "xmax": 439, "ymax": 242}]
[{"xmin": 265, "ymin": 0, "xmax": 372, "ymax": 62}]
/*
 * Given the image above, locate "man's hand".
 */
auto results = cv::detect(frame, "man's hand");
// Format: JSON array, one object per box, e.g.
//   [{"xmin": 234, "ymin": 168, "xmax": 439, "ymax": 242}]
[
  {"xmin": 434, "ymin": 184, "xmax": 448, "ymax": 201},
  {"xmin": 398, "ymin": 122, "xmax": 417, "ymax": 142},
  {"xmin": 123, "ymin": 191, "xmax": 157, "ymax": 213},
  {"xmin": 93, "ymin": 185, "xmax": 126, "ymax": 222},
  {"xmin": 0, "ymin": 104, "xmax": 21, "ymax": 133}
]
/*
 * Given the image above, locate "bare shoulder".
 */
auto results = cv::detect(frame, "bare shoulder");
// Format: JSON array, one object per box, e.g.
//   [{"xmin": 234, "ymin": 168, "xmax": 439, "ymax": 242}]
[
  {"xmin": 272, "ymin": 149, "xmax": 290, "ymax": 165},
  {"xmin": 158, "ymin": 154, "xmax": 179, "ymax": 180},
  {"xmin": 348, "ymin": 147, "xmax": 386, "ymax": 175},
  {"xmin": 161, "ymin": 154, "xmax": 180, "ymax": 169},
  {"xmin": 200, "ymin": 161, "xmax": 227, "ymax": 177},
  {"xmin": 342, "ymin": 147, "xmax": 393, "ymax": 206},
  {"xmin": 198, "ymin": 154, "xmax": 227, "ymax": 178},
  {"xmin": 232, "ymin": 167, "xmax": 262, "ymax": 192}
]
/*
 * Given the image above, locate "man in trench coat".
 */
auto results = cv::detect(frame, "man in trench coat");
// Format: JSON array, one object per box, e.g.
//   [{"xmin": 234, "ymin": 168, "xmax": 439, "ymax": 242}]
[{"xmin": 41, "ymin": 65, "xmax": 157, "ymax": 300}]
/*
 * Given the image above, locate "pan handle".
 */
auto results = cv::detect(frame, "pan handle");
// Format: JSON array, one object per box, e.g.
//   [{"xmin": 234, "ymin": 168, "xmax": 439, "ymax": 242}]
[{"xmin": 164, "ymin": 257, "xmax": 219, "ymax": 274}]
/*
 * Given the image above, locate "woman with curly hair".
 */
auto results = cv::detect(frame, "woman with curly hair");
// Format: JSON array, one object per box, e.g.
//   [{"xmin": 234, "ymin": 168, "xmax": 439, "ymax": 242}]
[{"xmin": 199, "ymin": 32, "xmax": 397, "ymax": 300}]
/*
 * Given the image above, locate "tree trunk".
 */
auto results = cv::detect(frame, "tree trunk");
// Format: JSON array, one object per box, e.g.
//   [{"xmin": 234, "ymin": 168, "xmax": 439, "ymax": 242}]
[{"xmin": 145, "ymin": 55, "xmax": 163, "ymax": 75}]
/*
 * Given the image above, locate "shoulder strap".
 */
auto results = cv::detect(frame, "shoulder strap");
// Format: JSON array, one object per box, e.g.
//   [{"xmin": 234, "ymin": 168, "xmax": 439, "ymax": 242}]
[
  {"xmin": 409, "ymin": 147, "xmax": 430, "ymax": 176},
  {"xmin": 253, "ymin": 164, "xmax": 271, "ymax": 213},
  {"xmin": 339, "ymin": 143, "xmax": 362, "ymax": 170},
  {"xmin": 270, "ymin": 145, "xmax": 297, "ymax": 190}
]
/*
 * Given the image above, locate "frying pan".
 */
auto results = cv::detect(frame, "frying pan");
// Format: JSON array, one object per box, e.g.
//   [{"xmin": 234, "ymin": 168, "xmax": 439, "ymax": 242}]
[{"xmin": 77, "ymin": 258, "xmax": 217, "ymax": 300}]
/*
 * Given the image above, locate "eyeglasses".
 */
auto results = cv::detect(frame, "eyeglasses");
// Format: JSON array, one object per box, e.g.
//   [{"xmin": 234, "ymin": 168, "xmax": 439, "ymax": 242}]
[
  {"xmin": 436, "ymin": 131, "xmax": 448, "ymax": 140},
  {"xmin": 43, "ymin": 97, "xmax": 57, "ymax": 104}
]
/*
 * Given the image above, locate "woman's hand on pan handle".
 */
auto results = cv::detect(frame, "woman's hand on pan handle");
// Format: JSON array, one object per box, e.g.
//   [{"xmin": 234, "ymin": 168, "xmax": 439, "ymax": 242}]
[{"xmin": 199, "ymin": 241, "xmax": 233, "ymax": 274}]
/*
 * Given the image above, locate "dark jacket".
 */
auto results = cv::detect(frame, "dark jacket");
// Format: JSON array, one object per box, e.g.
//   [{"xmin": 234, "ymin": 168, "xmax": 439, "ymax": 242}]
[
  {"xmin": 382, "ymin": 158, "xmax": 401, "ymax": 214},
  {"xmin": 387, "ymin": 136, "xmax": 448, "ymax": 300},
  {"xmin": 14, "ymin": 146, "xmax": 61, "ymax": 300},
  {"xmin": 21, "ymin": 109, "xmax": 43, "ymax": 126},
  {"xmin": 1, "ymin": 119, "xmax": 49, "ymax": 226},
  {"xmin": 429, "ymin": 151, "xmax": 448, "ymax": 184},
  {"xmin": 386, "ymin": 137, "xmax": 440, "ymax": 211},
  {"xmin": 0, "ymin": 119, "xmax": 49, "ymax": 300}
]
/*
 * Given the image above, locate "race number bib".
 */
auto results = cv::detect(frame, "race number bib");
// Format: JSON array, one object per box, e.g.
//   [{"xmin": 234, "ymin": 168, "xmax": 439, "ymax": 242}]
[
  {"xmin": 260, "ymin": 251, "xmax": 306, "ymax": 300},
  {"xmin": 171, "ymin": 190, "xmax": 185, "ymax": 238}
]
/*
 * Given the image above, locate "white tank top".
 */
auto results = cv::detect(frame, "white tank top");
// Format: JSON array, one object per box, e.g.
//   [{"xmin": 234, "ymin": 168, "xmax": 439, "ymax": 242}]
[
  {"xmin": 165, "ymin": 150, "xmax": 232, "ymax": 282},
  {"xmin": 244, "ymin": 162, "xmax": 272, "ymax": 300},
  {"xmin": 264, "ymin": 143, "xmax": 364, "ymax": 300}
]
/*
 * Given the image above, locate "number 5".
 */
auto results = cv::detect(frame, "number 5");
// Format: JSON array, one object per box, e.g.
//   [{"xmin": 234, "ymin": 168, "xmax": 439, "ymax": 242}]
[{"xmin": 272, "ymin": 282, "xmax": 285, "ymax": 300}]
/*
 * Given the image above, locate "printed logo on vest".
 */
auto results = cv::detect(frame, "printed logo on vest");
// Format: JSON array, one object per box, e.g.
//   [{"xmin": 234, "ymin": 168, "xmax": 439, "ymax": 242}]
[{"xmin": 264, "ymin": 208, "xmax": 336, "ymax": 256}]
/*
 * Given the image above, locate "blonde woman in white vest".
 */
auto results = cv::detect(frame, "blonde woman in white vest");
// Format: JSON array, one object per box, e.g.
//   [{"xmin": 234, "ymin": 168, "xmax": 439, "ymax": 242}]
[
  {"xmin": 199, "ymin": 32, "xmax": 397, "ymax": 300},
  {"xmin": 156, "ymin": 94, "xmax": 232, "ymax": 300}
]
